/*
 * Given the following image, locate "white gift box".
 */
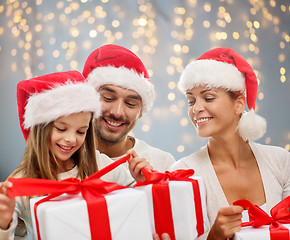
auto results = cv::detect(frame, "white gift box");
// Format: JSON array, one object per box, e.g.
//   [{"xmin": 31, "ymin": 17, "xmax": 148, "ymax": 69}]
[
  {"xmin": 233, "ymin": 224, "xmax": 290, "ymax": 240},
  {"xmin": 135, "ymin": 176, "xmax": 209, "ymax": 239},
  {"xmin": 30, "ymin": 188, "xmax": 154, "ymax": 240}
]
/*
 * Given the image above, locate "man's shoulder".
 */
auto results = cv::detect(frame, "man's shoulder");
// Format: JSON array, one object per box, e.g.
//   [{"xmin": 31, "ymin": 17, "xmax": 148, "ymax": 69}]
[
  {"xmin": 133, "ymin": 138, "xmax": 174, "ymax": 158},
  {"xmin": 133, "ymin": 138, "xmax": 176, "ymax": 171}
]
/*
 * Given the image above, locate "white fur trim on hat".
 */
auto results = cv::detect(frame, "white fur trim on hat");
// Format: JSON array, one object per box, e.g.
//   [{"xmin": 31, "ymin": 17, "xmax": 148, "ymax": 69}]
[
  {"xmin": 236, "ymin": 110, "xmax": 267, "ymax": 142},
  {"xmin": 179, "ymin": 60, "xmax": 246, "ymax": 93},
  {"xmin": 87, "ymin": 66, "xmax": 155, "ymax": 114},
  {"xmin": 24, "ymin": 82, "xmax": 101, "ymax": 129}
]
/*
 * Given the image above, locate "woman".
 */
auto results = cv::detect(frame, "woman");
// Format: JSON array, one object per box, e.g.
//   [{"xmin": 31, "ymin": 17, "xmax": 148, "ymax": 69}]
[{"xmin": 170, "ymin": 47, "xmax": 290, "ymax": 239}]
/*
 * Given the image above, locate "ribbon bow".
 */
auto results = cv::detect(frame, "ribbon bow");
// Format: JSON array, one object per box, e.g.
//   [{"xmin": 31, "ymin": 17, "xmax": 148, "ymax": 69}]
[
  {"xmin": 135, "ymin": 168, "xmax": 195, "ymax": 186},
  {"xmin": 233, "ymin": 196, "xmax": 290, "ymax": 239},
  {"xmin": 8, "ymin": 154, "xmax": 131, "ymax": 240}
]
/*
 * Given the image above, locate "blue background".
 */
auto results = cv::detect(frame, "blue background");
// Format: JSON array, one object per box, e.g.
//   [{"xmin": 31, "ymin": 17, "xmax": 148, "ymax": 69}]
[{"xmin": 0, "ymin": 0, "xmax": 289, "ymax": 181}]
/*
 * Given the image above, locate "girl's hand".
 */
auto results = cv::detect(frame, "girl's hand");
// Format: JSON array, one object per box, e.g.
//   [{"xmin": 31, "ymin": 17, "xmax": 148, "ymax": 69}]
[
  {"xmin": 0, "ymin": 181, "xmax": 15, "ymax": 230},
  {"xmin": 153, "ymin": 233, "xmax": 171, "ymax": 240},
  {"xmin": 207, "ymin": 205, "xmax": 243, "ymax": 240},
  {"xmin": 127, "ymin": 149, "xmax": 153, "ymax": 182}
]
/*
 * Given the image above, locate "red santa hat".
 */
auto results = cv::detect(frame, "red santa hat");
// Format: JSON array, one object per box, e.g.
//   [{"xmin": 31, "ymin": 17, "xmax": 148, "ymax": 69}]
[
  {"xmin": 82, "ymin": 44, "xmax": 155, "ymax": 114},
  {"xmin": 17, "ymin": 70, "xmax": 102, "ymax": 141},
  {"xmin": 179, "ymin": 47, "xmax": 266, "ymax": 141}
]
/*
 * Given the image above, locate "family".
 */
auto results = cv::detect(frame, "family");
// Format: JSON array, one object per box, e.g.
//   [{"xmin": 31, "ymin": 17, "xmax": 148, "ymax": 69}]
[{"xmin": 0, "ymin": 44, "xmax": 289, "ymax": 240}]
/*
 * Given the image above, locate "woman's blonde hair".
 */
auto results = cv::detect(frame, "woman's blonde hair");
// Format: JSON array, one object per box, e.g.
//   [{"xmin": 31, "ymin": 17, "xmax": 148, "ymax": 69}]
[{"xmin": 11, "ymin": 115, "xmax": 98, "ymax": 180}]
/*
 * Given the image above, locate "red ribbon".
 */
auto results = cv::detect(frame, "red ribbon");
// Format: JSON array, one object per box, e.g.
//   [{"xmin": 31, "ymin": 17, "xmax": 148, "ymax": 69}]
[
  {"xmin": 233, "ymin": 196, "xmax": 290, "ymax": 240},
  {"xmin": 135, "ymin": 168, "xmax": 204, "ymax": 240},
  {"xmin": 8, "ymin": 154, "xmax": 131, "ymax": 240}
]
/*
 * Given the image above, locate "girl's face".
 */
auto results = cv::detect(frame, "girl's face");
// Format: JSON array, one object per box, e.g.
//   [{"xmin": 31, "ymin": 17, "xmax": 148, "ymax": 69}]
[
  {"xmin": 186, "ymin": 86, "xmax": 243, "ymax": 138},
  {"xmin": 50, "ymin": 112, "xmax": 92, "ymax": 168}
]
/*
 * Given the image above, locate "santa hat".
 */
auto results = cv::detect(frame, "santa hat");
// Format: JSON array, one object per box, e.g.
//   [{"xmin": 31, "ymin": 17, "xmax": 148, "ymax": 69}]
[
  {"xmin": 179, "ymin": 47, "xmax": 266, "ymax": 141},
  {"xmin": 17, "ymin": 70, "xmax": 102, "ymax": 141},
  {"xmin": 82, "ymin": 44, "xmax": 155, "ymax": 114}
]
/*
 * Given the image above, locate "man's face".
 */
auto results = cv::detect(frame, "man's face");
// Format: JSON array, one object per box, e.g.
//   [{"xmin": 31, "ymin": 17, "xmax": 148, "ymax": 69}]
[{"xmin": 96, "ymin": 84, "xmax": 143, "ymax": 144}]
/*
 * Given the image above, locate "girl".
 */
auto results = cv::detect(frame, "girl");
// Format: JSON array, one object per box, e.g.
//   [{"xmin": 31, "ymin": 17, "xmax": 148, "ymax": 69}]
[
  {"xmin": 170, "ymin": 47, "xmax": 290, "ymax": 239},
  {"xmin": 0, "ymin": 71, "xmax": 151, "ymax": 239}
]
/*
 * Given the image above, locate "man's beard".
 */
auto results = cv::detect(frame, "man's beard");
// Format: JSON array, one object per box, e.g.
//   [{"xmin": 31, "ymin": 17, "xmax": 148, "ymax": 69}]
[
  {"xmin": 94, "ymin": 115, "xmax": 137, "ymax": 144},
  {"xmin": 95, "ymin": 125, "xmax": 127, "ymax": 144}
]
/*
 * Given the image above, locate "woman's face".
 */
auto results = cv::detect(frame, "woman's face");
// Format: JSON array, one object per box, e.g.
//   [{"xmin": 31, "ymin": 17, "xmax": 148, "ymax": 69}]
[
  {"xmin": 186, "ymin": 86, "xmax": 242, "ymax": 138},
  {"xmin": 50, "ymin": 112, "xmax": 91, "ymax": 168}
]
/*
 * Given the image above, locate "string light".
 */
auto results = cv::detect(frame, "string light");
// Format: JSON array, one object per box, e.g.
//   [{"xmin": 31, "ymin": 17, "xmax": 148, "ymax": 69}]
[{"xmin": 0, "ymin": 0, "xmax": 289, "ymax": 159}]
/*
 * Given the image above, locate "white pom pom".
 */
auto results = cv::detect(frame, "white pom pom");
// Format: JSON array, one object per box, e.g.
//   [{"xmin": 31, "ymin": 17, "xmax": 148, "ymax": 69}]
[{"xmin": 236, "ymin": 110, "xmax": 267, "ymax": 142}]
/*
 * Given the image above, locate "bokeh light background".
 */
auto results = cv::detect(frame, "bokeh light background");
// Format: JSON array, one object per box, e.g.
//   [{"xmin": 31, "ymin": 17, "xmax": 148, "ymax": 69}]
[{"xmin": 1, "ymin": 0, "xmax": 289, "ymax": 181}]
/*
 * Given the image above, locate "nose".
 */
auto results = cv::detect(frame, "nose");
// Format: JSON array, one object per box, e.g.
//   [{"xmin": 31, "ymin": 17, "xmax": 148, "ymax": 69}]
[
  {"xmin": 110, "ymin": 99, "xmax": 125, "ymax": 119},
  {"xmin": 64, "ymin": 131, "xmax": 76, "ymax": 145},
  {"xmin": 192, "ymin": 99, "xmax": 204, "ymax": 114}
]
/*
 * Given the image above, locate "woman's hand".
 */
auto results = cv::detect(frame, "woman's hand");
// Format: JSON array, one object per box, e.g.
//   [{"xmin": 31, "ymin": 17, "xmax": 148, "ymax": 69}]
[
  {"xmin": 153, "ymin": 233, "xmax": 171, "ymax": 240},
  {"xmin": 207, "ymin": 205, "xmax": 243, "ymax": 240},
  {"xmin": 0, "ymin": 181, "xmax": 15, "ymax": 230},
  {"xmin": 127, "ymin": 149, "xmax": 153, "ymax": 182}
]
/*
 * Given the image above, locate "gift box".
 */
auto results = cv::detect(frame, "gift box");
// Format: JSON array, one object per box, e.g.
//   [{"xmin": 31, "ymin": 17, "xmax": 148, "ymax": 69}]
[
  {"xmin": 30, "ymin": 188, "xmax": 153, "ymax": 240},
  {"xmin": 8, "ymin": 155, "xmax": 154, "ymax": 240},
  {"xmin": 233, "ymin": 197, "xmax": 290, "ymax": 240},
  {"xmin": 233, "ymin": 224, "xmax": 290, "ymax": 240},
  {"xmin": 134, "ymin": 168, "xmax": 209, "ymax": 240}
]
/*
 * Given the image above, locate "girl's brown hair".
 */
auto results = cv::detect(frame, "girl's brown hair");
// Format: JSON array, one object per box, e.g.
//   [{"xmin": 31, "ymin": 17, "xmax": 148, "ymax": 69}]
[{"xmin": 11, "ymin": 115, "xmax": 98, "ymax": 180}]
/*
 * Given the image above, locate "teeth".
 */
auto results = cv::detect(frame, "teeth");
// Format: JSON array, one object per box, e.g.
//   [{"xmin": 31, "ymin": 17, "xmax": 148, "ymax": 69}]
[
  {"xmin": 60, "ymin": 145, "xmax": 73, "ymax": 150},
  {"xmin": 196, "ymin": 117, "xmax": 212, "ymax": 123},
  {"xmin": 107, "ymin": 120, "xmax": 122, "ymax": 127}
]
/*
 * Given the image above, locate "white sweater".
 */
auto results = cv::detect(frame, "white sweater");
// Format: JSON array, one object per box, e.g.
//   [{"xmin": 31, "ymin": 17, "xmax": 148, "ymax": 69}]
[
  {"xmin": 170, "ymin": 142, "xmax": 290, "ymax": 237},
  {"xmin": 111, "ymin": 137, "xmax": 176, "ymax": 172},
  {"xmin": 111, "ymin": 137, "xmax": 176, "ymax": 186},
  {"xmin": 0, "ymin": 150, "xmax": 134, "ymax": 240}
]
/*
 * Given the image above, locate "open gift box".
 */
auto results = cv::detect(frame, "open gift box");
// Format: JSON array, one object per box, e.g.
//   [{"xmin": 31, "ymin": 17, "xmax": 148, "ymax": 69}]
[{"xmin": 134, "ymin": 168, "xmax": 210, "ymax": 240}]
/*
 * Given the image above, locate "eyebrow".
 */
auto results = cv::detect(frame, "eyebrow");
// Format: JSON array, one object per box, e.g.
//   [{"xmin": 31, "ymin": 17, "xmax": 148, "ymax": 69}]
[
  {"xmin": 100, "ymin": 86, "xmax": 142, "ymax": 101},
  {"xmin": 200, "ymin": 89, "xmax": 213, "ymax": 94},
  {"xmin": 127, "ymin": 94, "xmax": 142, "ymax": 101},
  {"xmin": 100, "ymin": 86, "xmax": 115, "ymax": 93},
  {"xmin": 186, "ymin": 88, "xmax": 217, "ymax": 95}
]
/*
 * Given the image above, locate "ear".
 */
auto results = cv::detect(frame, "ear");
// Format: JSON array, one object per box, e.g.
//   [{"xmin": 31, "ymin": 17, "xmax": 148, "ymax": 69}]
[
  {"xmin": 235, "ymin": 94, "xmax": 246, "ymax": 115},
  {"xmin": 138, "ymin": 111, "xmax": 143, "ymax": 119}
]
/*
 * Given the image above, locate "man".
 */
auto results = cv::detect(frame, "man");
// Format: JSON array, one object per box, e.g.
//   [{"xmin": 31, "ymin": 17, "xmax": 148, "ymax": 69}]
[{"xmin": 82, "ymin": 44, "xmax": 175, "ymax": 176}]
